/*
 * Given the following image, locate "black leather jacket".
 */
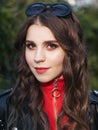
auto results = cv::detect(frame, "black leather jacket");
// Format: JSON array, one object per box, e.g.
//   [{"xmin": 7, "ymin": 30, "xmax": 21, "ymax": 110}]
[{"xmin": 0, "ymin": 89, "xmax": 98, "ymax": 130}]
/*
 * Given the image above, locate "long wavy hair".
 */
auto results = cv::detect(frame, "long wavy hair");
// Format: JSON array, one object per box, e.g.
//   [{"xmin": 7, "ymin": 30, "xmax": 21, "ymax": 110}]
[{"xmin": 8, "ymin": 11, "xmax": 90, "ymax": 130}]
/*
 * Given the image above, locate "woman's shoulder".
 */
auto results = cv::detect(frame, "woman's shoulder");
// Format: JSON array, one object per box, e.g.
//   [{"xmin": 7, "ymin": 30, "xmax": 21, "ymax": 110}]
[
  {"xmin": 89, "ymin": 90, "xmax": 98, "ymax": 104},
  {"xmin": 0, "ymin": 88, "xmax": 12, "ymax": 112},
  {"xmin": 0, "ymin": 88, "xmax": 12, "ymax": 97},
  {"xmin": 0, "ymin": 88, "xmax": 12, "ymax": 109},
  {"xmin": 89, "ymin": 90, "xmax": 98, "ymax": 117},
  {"xmin": 0, "ymin": 88, "xmax": 12, "ymax": 130},
  {"xmin": 89, "ymin": 90, "xmax": 98, "ymax": 130},
  {"xmin": 0, "ymin": 88, "xmax": 12, "ymax": 114}
]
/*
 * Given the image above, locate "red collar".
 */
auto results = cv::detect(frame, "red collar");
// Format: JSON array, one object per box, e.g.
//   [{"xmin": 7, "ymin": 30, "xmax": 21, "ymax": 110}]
[{"xmin": 41, "ymin": 78, "xmax": 65, "ymax": 130}]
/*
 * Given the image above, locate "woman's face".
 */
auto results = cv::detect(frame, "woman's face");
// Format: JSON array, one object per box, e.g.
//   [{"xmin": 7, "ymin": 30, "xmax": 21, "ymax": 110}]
[{"xmin": 25, "ymin": 23, "xmax": 65, "ymax": 83}]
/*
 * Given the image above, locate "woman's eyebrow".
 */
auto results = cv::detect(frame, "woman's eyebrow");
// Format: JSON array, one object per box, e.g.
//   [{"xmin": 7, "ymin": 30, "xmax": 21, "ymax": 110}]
[
  {"xmin": 25, "ymin": 40, "xmax": 35, "ymax": 44},
  {"xmin": 43, "ymin": 40, "xmax": 58, "ymax": 44},
  {"xmin": 25, "ymin": 40, "xmax": 59, "ymax": 47}
]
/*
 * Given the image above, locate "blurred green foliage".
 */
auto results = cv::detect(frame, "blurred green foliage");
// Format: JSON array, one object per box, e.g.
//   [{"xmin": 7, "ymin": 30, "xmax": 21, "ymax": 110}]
[
  {"xmin": 75, "ymin": 7, "xmax": 98, "ymax": 90},
  {"xmin": 0, "ymin": 0, "xmax": 98, "ymax": 91}
]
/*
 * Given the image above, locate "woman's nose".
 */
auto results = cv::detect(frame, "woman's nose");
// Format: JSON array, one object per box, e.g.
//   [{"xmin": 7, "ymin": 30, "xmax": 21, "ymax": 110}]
[{"xmin": 34, "ymin": 48, "xmax": 45, "ymax": 63}]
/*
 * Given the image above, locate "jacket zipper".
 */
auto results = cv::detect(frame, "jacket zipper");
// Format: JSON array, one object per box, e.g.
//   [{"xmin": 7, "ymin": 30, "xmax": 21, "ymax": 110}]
[
  {"xmin": 52, "ymin": 79, "xmax": 61, "ymax": 130},
  {"xmin": 53, "ymin": 95, "xmax": 58, "ymax": 130}
]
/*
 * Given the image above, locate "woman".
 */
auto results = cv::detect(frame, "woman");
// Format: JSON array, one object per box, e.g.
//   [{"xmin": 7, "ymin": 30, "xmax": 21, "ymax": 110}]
[{"xmin": 0, "ymin": 2, "xmax": 98, "ymax": 130}]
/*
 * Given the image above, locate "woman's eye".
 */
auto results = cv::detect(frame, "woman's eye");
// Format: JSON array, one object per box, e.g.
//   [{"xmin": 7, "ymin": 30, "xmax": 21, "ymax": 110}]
[
  {"xmin": 47, "ymin": 43, "xmax": 58, "ymax": 50},
  {"xmin": 25, "ymin": 42, "xmax": 35, "ymax": 50}
]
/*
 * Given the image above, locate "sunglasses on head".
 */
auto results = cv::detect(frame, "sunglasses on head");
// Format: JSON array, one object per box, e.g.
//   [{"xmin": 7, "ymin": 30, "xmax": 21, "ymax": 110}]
[{"xmin": 25, "ymin": 2, "xmax": 72, "ymax": 18}]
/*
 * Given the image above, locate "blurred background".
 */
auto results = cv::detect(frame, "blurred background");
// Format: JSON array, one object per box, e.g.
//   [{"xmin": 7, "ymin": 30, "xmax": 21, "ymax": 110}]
[{"xmin": 0, "ymin": 0, "xmax": 98, "ymax": 91}]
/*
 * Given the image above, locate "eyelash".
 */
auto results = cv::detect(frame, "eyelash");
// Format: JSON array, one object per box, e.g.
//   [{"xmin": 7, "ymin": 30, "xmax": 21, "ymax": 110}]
[
  {"xmin": 25, "ymin": 43, "xmax": 35, "ymax": 49},
  {"xmin": 46, "ymin": 43, "xmax": 58, "ymax": 50},
  {"xmin": 25, "ymin": 42, "xmax": 59, "ymax": 50}
]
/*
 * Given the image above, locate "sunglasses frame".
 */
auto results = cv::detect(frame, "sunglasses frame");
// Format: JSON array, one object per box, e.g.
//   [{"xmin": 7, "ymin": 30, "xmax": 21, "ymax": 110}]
[{"xmin": 25, "ymin": 2, "xmax": 72, "ymax": 18}]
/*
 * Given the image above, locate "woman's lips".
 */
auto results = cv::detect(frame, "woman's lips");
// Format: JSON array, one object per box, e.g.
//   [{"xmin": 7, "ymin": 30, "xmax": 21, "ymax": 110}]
[{"xmin": 35, "ymin": 67, "xmax": 49, "ymax": 74}]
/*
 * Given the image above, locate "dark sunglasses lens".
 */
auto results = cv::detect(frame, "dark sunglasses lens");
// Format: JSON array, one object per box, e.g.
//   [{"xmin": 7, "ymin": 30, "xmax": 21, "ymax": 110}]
[
  {"xmin": 25, "ymin": 3, "xmax": 45, "ymax": 16},
  {"xmin": 51, "ymin": 4, "xmax": 71, "ymax": 17}
]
